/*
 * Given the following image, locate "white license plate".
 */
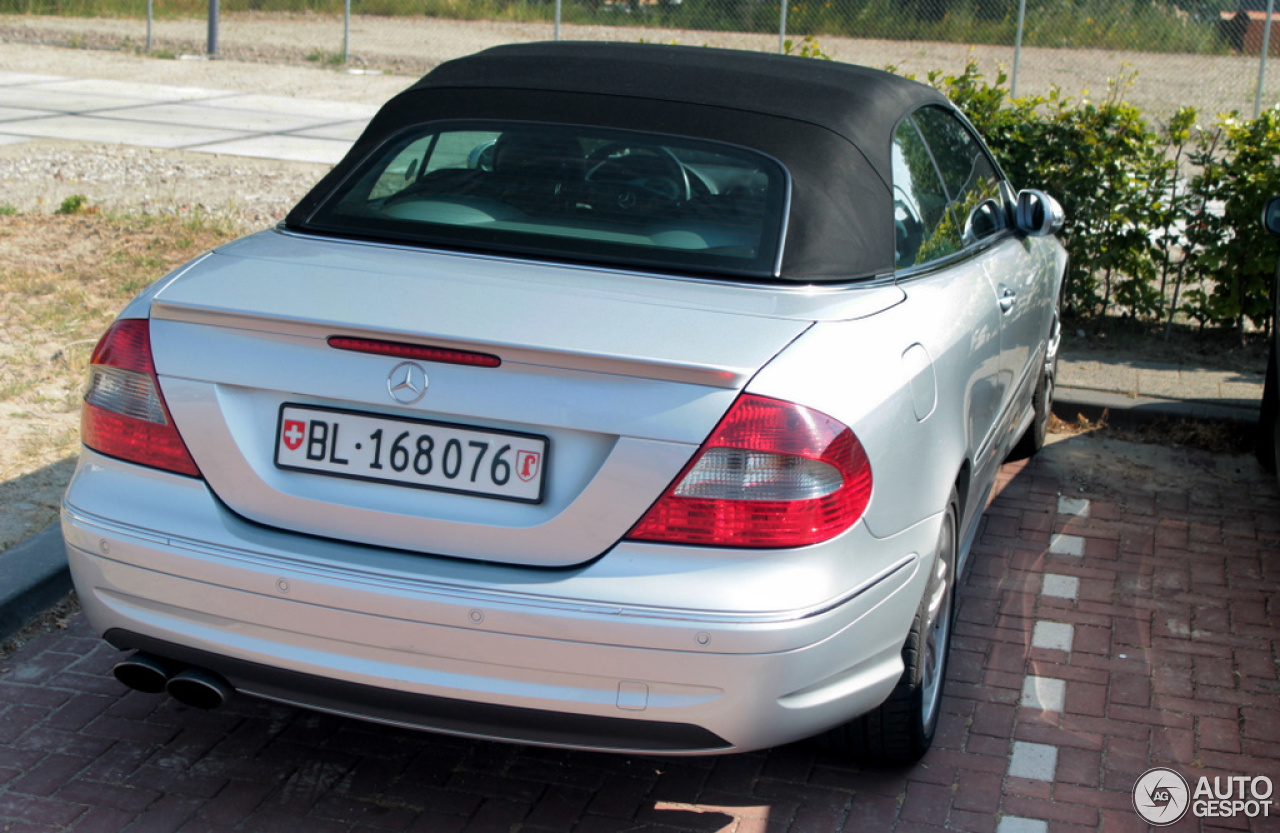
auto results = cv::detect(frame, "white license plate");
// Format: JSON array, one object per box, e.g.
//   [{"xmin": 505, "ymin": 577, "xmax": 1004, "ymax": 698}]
[{"xmin": 275, "ymin": 405, "xmax": 547, "ymax": 503}]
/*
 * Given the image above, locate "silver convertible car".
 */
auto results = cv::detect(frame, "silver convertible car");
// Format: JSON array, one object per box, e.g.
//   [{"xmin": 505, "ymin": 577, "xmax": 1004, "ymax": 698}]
[{"xmin": 63, "ymin": 42, "xmax": 1066, "ymax": 763}]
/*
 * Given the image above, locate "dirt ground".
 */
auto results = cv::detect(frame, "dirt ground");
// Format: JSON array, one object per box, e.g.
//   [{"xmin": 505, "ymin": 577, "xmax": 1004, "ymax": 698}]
[{"xmin": 0, "ymin": 42, "xmax": 364, "ymax": 552}]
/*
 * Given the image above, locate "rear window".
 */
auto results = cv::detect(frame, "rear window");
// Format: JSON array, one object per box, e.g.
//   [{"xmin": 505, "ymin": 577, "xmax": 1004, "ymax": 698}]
[{"xmin": 301, "ymin": 121, "xmax": 789, "ymax": 278}]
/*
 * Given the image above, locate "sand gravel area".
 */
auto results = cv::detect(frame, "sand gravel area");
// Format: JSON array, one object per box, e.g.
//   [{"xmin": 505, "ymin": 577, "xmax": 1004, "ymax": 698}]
[{"xmin": 3, "ymin": 12, "xmax": 1279, "ymax": 116}]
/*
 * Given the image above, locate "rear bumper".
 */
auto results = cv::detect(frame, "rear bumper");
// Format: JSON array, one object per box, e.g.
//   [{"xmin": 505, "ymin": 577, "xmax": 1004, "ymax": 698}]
[
  {"xmin": 103, "ymin": 627, "xmax": 732, "ymax": 752},
  {"xmin": 63, "ymin": 451, "xmax": 939, "ymax": 755}
]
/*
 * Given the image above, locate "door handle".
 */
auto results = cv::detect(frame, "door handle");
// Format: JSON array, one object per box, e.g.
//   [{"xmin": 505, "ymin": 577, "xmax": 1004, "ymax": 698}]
[{"xmin": 998, "ymin": 287, "xmax": 1016, "ymax": 313}]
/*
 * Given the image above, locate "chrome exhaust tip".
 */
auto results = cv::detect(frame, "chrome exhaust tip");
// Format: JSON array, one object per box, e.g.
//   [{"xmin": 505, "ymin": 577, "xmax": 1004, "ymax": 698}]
[
  {"xmin": 112, "ymin": 652, "xmax": 177, "ymax": 694},
  {"xmin": 166, "ymin": 667, "xmax": 234, "ymax": 710}
]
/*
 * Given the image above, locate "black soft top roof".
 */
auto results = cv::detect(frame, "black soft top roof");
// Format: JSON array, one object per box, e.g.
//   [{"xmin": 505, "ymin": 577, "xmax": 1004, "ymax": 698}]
[
  {"xmin": 286, "ymin": 42, "xmax": 956, "ymax": 281},
  {"xmin": 408, "ymin": 42, "xmax": 946, "ymax": 182}
]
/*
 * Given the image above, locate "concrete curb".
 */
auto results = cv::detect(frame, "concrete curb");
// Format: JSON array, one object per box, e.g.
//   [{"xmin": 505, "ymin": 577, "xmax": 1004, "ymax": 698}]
[
  {"xmin": 1054, "ymin": 386, "xmax": 1263, "ymax": 428},
  {"xmin": 0, "ymin": 522, "xmax": 70, "ymax": 644}
]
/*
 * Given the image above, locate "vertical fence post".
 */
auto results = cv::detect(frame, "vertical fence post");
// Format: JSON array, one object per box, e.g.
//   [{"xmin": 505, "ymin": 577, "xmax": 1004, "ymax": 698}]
[
  {"xmin": 208, "ymin": 0, "xmax": 219, "ymax": 56},
  {"xmin": 146, "ymin": 0, "xmax": 153, "ymax": 52},
  {"xmin": 343, "ymin": 0, "xmax": 351, "ymax": 64},
  {"xmin": 1011, "ymin": 0, "xmax": 1027, "ymax": 98},
  {"xmin": 1257, "ymin": 0, "xmax": 1276, "ymax": 118},
  {"xmin": 555, "ymin": 0, "xmax": 562, "ymax": 40},
  {"xmin": 779, "ymin": 0, "xmax": 787, "ymax": 53}
]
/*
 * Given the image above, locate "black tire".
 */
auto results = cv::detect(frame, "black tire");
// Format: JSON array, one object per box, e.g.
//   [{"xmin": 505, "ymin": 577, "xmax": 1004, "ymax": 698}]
[
  {"xmin": 1258, "ymin": 340, "xmax": 1279, "ymax": 476},
  {"xmin": 1011, "ymin": 303, "xmax": 1062, "ymax": 461},
  {"xmin": 822, "ymin": 491, "xmax": 958, "ymax": 764}
]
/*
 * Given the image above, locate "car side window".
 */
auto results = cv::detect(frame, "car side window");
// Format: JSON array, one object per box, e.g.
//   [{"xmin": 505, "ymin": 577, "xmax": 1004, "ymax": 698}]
[
  {"xmin": 368, "ymin": 136, "xmax": 436, "ymax": 200},
  {"xmin": 911, "ymin": 106, "xmax": 1009, "ymax": 247},
  {"xmin": 367, "ymin": 132, "xmax": 505, "ymax": 201},
  {"xmin": 891, "ymin": 119, "xmax": 961, "ymax": 268}
]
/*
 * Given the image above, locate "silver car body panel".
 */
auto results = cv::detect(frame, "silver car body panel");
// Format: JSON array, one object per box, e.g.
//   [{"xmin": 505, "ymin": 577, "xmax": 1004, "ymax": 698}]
[{"xmin": 751, "ymin": 233, "xmax": 1063, "ymax": 546}]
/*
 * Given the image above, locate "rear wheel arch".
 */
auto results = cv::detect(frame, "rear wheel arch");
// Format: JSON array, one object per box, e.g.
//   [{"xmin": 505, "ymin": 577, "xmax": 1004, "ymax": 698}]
[
  {"xmin": 820, "ymin": 486, "xmax": 959, "ymax": 763},
  {"xmin": 952, "ymin": 460, "xmax": 971, "ymax": 531}
]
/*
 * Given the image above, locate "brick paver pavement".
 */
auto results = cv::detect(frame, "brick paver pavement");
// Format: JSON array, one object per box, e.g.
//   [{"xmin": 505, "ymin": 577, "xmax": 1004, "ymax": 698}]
[{"xmin": 2, "ymin": 432, "xmax": 1278, "ymax": 832}]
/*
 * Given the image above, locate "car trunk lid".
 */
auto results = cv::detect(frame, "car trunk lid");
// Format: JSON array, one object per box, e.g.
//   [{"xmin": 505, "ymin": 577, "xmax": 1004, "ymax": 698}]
[{"xmin": 145, "ymin": 231, "xmax": 818, "ymax": 567}]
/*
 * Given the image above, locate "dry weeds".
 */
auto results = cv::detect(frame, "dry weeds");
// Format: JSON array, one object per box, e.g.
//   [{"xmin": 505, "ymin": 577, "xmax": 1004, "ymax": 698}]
[
  {"xmin": 1049, "ymin": 408, "xmax": 1257, "ymax": 454},
  {"xmin": 0, "ymin": 211, "xmax": 239, "ymax": 551},
  {"xmin": 0, "ymin": 592, "xmax": 80, "ymax": 662}
]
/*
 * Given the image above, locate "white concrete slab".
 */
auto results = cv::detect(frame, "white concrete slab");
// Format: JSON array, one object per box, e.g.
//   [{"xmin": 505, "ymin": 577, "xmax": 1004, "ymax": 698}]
[
  {"xmin": 1041, "ymin": 573, "xmax": 1080, "ymax": 599},
  {"xmin": 1009, "ymin": 740, "xmax": 1058, "ymax": 781},
  {"xmin": 0, "ymin": 115, "xmax": 250, "ymax": 148},
  {"xmin": 1021, "ymin": 676, "xmax": 1066, "ymax": 711},
  {"xmin": 1049, "ymin": 533, "xmax": 1085, "ymax": 557},
  {"xmin": 0, "ymin": 134, "xmax": 29, "ymax": 147},
  {"xmin": 0, "ymin": 72, "xmax": 67, "ymax": 86},
  {"xmin": 0, "ymin": 87, "xmax": 158, "ymax": 114},
  {"xmin": 104, "ymin": 102, "xmax": 332, "ymax": 133},
  {"xmin": 211, "ymin": 94, "xmax": 378, "ymax": 121},
  {"xmin": 28, "ymin": 78, "xmax": 232, "ymax": 102},
  {"xmin": 1032, "ymin": 621, "xmax": 1075, "ymax": 652},
  {"xmin": 0, "ymin": 106, "xmax": 52, "ymax": 121},
  {"xmin": 192, "ymin": 134, "xmax": 350, "ymax": 164},
  {"xmin": 292, "ymin": 120, "xmax": 370, "ymax": 141},
  {"xmin": 997, "ymin": 819, "xmax": 1048, "ymax": 833},
  {"xmin": 1057, "ymin": 495, "xmax": 1090, "ymax": 517}
]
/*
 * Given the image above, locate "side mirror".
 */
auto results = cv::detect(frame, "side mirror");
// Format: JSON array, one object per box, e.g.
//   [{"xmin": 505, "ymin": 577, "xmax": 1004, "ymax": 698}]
[
  {"xmin": 1264, "ymin": 196, "xmax": 1280, "ymax": 237},
  {"xmin": 1015, "ymin": 189, "xmax": 1065, "ymax": 237}
]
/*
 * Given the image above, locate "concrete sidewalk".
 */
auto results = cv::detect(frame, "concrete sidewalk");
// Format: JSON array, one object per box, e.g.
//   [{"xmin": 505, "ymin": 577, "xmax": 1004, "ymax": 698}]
[{"xmin": 0, "ymin": 72, "xmax": 377, "ymax": 163}]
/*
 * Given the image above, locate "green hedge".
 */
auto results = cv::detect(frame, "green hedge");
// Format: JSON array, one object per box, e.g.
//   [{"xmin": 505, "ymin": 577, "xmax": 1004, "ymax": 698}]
[{"xmin": 929, "ymin": 62, "xmax": 1280, "ymax": 335}]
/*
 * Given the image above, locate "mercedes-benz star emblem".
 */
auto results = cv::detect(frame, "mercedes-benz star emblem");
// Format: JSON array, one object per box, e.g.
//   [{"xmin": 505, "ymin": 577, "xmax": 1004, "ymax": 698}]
[{"xmin": 387, "ymin": 361, "xmax": 429, "ymax": 405}]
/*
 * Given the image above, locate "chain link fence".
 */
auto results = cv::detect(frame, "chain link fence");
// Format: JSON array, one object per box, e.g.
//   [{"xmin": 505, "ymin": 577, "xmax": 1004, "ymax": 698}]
[{"xmin": 0, "ymin": 0, "xmax": 1277, "ymax": 119}]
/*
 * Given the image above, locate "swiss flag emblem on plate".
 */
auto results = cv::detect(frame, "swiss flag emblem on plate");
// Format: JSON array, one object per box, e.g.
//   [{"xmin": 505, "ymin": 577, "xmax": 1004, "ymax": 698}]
[{"xmin": 282, "ymin": 420, "xmax": 306, "ymax": 451}]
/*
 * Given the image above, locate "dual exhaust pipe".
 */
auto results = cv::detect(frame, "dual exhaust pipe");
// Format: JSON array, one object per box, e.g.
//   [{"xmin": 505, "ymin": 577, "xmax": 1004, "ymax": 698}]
[{"xmin": 112, "ymin": 652, "xmax": 234, "ymax": 710}]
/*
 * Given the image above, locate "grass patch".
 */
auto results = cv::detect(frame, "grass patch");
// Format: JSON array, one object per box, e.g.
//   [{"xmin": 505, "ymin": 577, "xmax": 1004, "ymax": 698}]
[
  {"xmin": 0, "ymin": 210, "xmax": 239, "ymax": 502},
  {"xmin": 306, "ymin": 49, "xmax": 346, "ymax": 65},
  {"xmin": 54, "ymin": 194, "xmax": 92, "ymax": 215}
]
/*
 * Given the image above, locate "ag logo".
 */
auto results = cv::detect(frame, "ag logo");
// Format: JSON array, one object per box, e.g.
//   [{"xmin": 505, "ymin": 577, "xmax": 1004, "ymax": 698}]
[{"xmin": 1134, "ymin": 767, "xmax": 1190, "ymax": 826}]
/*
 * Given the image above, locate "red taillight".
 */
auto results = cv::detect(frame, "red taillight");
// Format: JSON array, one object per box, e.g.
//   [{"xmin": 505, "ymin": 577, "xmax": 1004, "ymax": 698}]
[
  {"xmin": 81, "ymin": 319, "xmax": 201, "ymax": 478},
  {"xmin": 626, "ymin": 394, "xmax": 872, "ymax": 548},
  {"xmin": 328, "ymin": 336, "xmax": 501, "ymax": 368}
]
